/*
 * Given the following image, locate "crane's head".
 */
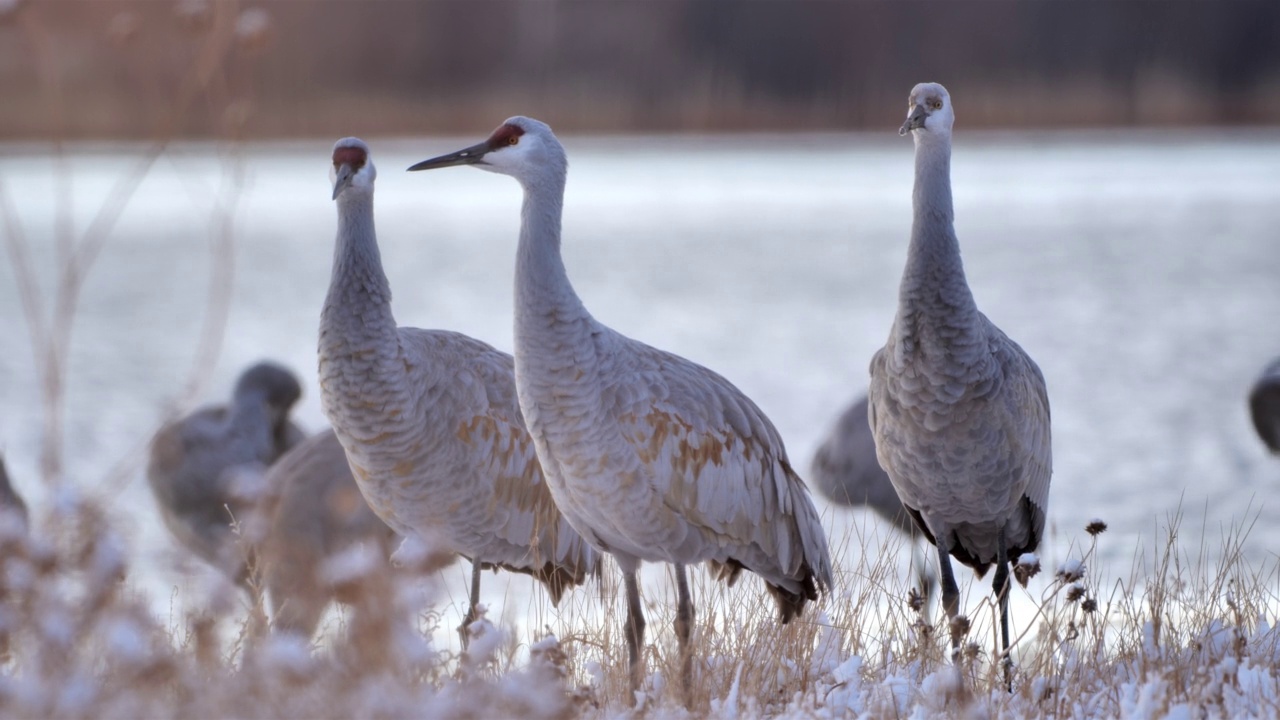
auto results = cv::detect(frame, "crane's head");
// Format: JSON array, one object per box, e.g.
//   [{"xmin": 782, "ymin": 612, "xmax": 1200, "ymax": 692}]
[
  {"xmin": 406, "ymin": 116, "xmax": 566, "ymax": 182},
  {"xmin": 234, "ymin": 361, "xmax": 302, "ymax": 415},
  {"xmin": 331, "ymin": 137, "xmax": 376, "ymax": 200},
  {"xmin": 900, "ymin": 82, "xmax": 954, "ymax": 138}
]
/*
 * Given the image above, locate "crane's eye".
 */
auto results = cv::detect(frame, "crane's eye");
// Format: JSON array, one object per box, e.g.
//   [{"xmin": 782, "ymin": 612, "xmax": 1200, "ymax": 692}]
[
  {"xmin": 508, "ymin": 135, "xmax": 520, "ymax": 146},
  {"xmin": 930, "ymin": 99, "xmax": 943, "ymax": 110}
]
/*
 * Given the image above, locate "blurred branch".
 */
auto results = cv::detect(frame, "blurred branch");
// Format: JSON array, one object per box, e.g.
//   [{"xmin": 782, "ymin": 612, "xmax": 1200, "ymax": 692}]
[{"xmin": 10, "ymin": 0, "xmax": 248, "ymax": 490}]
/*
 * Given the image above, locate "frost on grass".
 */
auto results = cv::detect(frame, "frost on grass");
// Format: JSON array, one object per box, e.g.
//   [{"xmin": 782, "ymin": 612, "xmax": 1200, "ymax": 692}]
[{"xmin": 0, "ymin": 495, "xmax": 1278, "ymax": 718}]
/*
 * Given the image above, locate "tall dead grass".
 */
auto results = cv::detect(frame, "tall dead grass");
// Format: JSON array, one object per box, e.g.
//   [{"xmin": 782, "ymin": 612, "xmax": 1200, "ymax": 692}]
[{"xmin": 0, "ymin": 488, "xmax": 1277, "ymax": 718}]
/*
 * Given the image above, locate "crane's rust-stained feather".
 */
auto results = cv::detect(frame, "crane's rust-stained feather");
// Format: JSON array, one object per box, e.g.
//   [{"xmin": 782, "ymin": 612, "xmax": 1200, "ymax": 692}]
[
  {"xmin": 592, "ymin": 333, "xmax": 833, "ymax": 616},
  {"xmin": 324, "ymin": 324, "xmax": 600, "ymax": 599}
]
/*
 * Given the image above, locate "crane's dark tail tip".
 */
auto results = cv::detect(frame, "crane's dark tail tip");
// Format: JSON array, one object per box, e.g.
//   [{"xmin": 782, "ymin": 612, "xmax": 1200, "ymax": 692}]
[
  {"xmin": 498, "ymin": 558, "xmax": 595, "ymax": 607},
  {"xmin": 709, "ymin": 558, "xmax": 823, "ymax": 624},
  {"xmin": 766, "ymin": 575, "xmax": 819, "ymax": 624}
]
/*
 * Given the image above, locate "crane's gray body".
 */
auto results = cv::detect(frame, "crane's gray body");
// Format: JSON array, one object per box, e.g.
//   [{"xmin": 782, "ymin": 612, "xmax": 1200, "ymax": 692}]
[
  {"xmin": 146, "ymin": 362, "xmax": 305, "ymax": 584},
  {"xmin": 260, "ymin": 428, "xmax": 398, "ymax": 638},
  {"xmin": 868, "ymin": 84, "xmax": 1051, "ymax": 580}
]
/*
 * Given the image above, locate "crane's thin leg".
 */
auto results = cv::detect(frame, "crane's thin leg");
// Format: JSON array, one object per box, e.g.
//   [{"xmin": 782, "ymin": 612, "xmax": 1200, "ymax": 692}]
[
  {"xmin": 624, "ymin": 568, "xmax": 647, "ymax": 703},
  {"xmin": 936, "ymin": 540, "xmax": 962, "ymax": 657},
  {"xmin": 992, "ymin": 529, "xmax": 1012, "ymax": 691},
  {"xmin": 674, "ymin": 562, "xmax": 694, "ymax": 707},
  {"xmin": 912, "ymin": 537, "xmax": 937, "ymax": 614},
  {"xmin": 458, "ymin": 560, "xmax": 482, "ymax": 648}
]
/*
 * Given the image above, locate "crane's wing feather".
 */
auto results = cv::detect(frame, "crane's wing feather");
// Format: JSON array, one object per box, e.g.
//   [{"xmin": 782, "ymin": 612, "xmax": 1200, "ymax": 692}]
[
  {"xmin": 990, "ymin": 325, "xmax": 1052, "ymax": 547},
  {"xmin": 399, "ymin": 329, "xmax": 597, "ymax": 586},
  {"xmin": 596, "ymin": 329, "xmax": 831, "ymax": 590}
]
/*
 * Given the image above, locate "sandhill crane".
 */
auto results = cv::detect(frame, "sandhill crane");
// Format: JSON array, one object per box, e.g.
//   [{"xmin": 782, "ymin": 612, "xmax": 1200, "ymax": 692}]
[
  {"xmin": 320, "ymin": 137, "xmax": 599, "ymax": 638},
  {"xmin": 408, "ymin": 118, "xmax": 833, "ymax": 703},
  {"xmin": 259, "ymin": 428, "xmax": 398, "ymax": 638},
  {"xmin": 868, "ymin": 83, "xmax": 1052, "ymax": 680},
  {"xmin": 0, "ymin": 454, "xmax": 29, "ymax": 533},
  {"xmin": 1249, "ymin": 358, "xmax": 1280, "ymax": 454},
  {"xmin": 146, "ymin": 361, "xmax": 306, "ymax": 583},
  {"xmin": 810, "ymin": 393, "xmax": 935, "ymax": 604}
]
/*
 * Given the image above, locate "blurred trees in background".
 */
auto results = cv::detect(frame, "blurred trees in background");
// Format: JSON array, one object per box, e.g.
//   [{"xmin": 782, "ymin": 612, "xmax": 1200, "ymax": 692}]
[{"xmin": 1, "ymin": 0, "xmax": 1278, "ymax": 139}]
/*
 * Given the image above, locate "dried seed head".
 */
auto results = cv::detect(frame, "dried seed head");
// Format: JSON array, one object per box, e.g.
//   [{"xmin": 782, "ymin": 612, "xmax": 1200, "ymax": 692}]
[
  {"xmin": 1014, "ymin": 553, "xmax": 1042, "ymax": 587},
  {"xmin": 963, "ymin": 641, "xmax": 982, "ymax": 661},
  {"xmin": 1056, "ymin": 559, "xmax": 1086, "ymax": 584},
  {"xmin": 1066, "ymin": 583, "xmax": 1085, "ymax": 603},
  {"xmin": 1086, "ymin": 519, "xmax": 1108, "ymax": 536},
  {"xmin": 949, "ymin": 614, "xmax": 971, "ymax": 644},
  {"xmin": 907, "ymin": 586, "xmax": 925, "ymax": 614},
  {"xmin": 1081, "ymin": 597, "xmax": 1098, "ymax": 613}
]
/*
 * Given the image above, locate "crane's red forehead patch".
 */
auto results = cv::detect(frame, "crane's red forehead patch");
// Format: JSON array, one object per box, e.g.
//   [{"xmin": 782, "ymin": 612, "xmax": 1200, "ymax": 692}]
[
  {"xmin": 486, "ymin": 123, "xmax": 525, "ymax": 150},
  {"xmin": 333, "ymin": 145, "xmax": 367, "ymax": 168}
]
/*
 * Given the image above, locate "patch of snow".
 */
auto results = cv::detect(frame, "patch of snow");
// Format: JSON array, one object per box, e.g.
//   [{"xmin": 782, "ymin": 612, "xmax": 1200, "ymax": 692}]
[
  {"xmin": 261, "ymin": 633, "xmax": 315, "ymax": 677},
  {"xmin": 103, "ymin": 616, "xmax": 148, "ymax": 664},
  {"xmin": 320, "ymin": 541, "xmax": 382, "ymax": 586},
  {"xmin": 1056, "ymin": 557, "xmax": 1086, "ymax": 582}
]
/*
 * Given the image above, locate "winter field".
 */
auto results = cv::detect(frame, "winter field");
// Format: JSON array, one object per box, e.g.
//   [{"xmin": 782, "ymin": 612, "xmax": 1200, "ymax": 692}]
[{"xmin": 1, "ymin": 132, "xmax": 1279, "ymax": 717}]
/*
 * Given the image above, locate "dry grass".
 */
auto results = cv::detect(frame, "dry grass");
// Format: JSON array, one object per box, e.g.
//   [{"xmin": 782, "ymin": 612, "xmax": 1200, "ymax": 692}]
[{"xmin": 0, "ymin": 495, "xmax": 1278, "ymax": 718}]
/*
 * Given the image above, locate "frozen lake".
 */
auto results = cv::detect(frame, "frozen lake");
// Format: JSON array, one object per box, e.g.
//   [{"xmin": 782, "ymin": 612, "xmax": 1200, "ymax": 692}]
[{"xmin": 1, "ymin": 129, "xmax": 1278, "ymax": 626}]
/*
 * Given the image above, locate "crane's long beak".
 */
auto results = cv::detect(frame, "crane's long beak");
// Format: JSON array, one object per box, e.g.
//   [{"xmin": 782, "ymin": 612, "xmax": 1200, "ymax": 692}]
[
  {"xmin": 899, "ymin": 105, "xmax": 928, "ymax": 136},
  {"xmin": 407, "ymin": 141, "xmax": 491, "ymax": 172},
  {"xmin": 332, "ymin": 163, "xmax": 355, "ymax": 200}
]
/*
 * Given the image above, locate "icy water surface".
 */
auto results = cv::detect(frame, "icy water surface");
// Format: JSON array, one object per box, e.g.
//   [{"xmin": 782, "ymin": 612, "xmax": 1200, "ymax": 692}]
[{"xmin": 1, "ymin": 130, "xmax": 1278, "ymax": 626}]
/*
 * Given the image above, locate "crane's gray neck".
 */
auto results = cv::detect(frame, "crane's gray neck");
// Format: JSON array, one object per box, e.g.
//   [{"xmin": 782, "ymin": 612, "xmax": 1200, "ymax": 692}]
[
  {"xmin": 897, "ymin": 133, "xmax": 980, "ymax": 344},
  {"xmin": 321, "ymin": 192, "xmax": 398, "ymax": 357},
  {"xmin": 514, "ymin": 171, "xmax": 591, "ymax": 331},
  {"xmin": 227, "ymin": 395, "xmax": 275, "ymax": 458}
]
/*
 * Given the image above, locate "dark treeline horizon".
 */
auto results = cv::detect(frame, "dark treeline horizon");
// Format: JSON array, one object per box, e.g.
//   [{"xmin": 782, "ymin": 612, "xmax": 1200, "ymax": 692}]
[{"xmin": 2, "ymin": 0, "xmax": 1278, "ymax": 140}]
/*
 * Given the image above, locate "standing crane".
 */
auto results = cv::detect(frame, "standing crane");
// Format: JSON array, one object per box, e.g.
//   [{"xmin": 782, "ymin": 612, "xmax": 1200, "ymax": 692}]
[
  {"xmin": 146, "ymin": 361, "xmax": 306, "ymax": 584},
  {"xmin": 409, "ymin": 118, "xmax": 833, "ymax": 703},
  {"xmin": 868, "ymin": 83, "xmax": 1052, "ymax": 681},
  {"xmin": 320, "ymin": 137, "xmax": 599, "ymax": 639}
]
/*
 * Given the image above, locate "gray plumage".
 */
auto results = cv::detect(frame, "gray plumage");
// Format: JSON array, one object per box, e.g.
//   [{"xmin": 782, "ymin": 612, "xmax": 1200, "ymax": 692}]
[
  {"xmin": 868, "ymin": 83, "xmax": 1052, "ymax": 667},
  {"xmin": 319, "ymin": 138, "xmax": 599, "ymax": 634},
  {"xmin": 260, "ymin": 428, "xmax": 398, "ymax": 638},
  {"xmin": 811, "ymin": 394, "xmax": 915, "ymax": 533},
  {"xmin": 147, "ymin": 361, "xmax": 306, "ymax": 584},
  {"xmin": 1249, "ymin": 357, "xmax": 1280, "ymax": 454}
]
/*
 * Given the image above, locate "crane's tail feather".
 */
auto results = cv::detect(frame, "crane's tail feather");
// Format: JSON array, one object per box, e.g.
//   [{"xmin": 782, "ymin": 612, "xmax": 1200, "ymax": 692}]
[
  {"xmin": 482, "ymin": 557, "xmax": 597, "ymax": 607},
  {"xmin": 708, "ymin": 558, "xmax": 822, "ymax": 624}
]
